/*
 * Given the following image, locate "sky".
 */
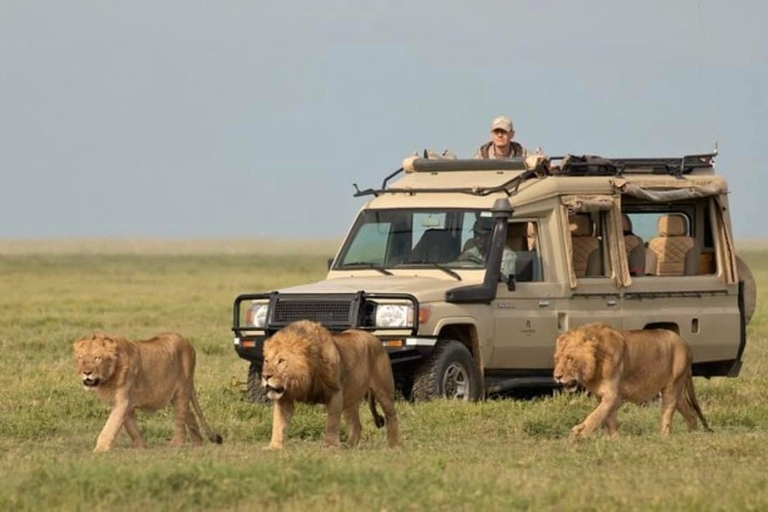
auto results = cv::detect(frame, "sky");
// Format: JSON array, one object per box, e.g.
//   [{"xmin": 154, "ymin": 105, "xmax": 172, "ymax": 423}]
[{"xmin": 1, "ymin": 1, "xmax": 766, "ymax": 239}]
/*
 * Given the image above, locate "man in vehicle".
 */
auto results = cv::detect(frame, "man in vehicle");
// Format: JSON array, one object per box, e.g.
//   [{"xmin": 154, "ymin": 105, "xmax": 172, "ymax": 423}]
[
  {"xmin": 458, "ymin": 218, "xmax": 516, "ymax": 281},
  {"xmin": 473, "ymin": 116, "xmax": 526, "ymax": 159}
]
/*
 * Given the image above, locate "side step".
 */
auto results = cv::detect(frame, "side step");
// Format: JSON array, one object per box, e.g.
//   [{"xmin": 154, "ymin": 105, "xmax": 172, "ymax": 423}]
[{"xmin": 485, "ymin": 376, "xmax": 557, "ymax": 394}]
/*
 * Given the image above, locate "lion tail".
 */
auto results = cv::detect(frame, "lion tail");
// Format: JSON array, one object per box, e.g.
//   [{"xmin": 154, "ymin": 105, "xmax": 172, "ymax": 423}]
[
  {"xmin": 368, "ymin": 392, "xmax": 385, "ymax": 429},
  {"xmin": 685, "ymin": 372, "xmax": 713, "ymax": 433},
  {"xmin": 191, "ymin": 387, "xmax": 224, "ymax": 444}
]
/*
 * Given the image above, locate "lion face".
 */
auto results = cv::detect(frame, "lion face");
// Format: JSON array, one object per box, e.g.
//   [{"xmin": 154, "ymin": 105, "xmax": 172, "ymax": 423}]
[
  {"xmin": 261, "ymin": 331, "xmax": 312, "ymax": 401},
  {"xmin": 553, "ymin": 332, "xmax": 597, "ymax": 392},
  {"xmin": 73, "ymin": 335, "xmax": 119, "ymax": 390}
]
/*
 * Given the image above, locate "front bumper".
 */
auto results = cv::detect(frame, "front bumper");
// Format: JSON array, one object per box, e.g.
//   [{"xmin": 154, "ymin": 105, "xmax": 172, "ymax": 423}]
[
  {"xmin": 233, "ymin": 335, "xmax": 437, "ymax": 365},
  {"xmin": 232, "ymin": 291, "xmax": 430, "ymax": 365}
]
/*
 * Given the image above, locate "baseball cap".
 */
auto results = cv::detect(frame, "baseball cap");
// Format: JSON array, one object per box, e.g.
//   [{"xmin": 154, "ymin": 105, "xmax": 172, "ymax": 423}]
[
  {"xmin": 472, "ymin": 217, "xmax": 494, "ymax": 234},
  {"xmin": 490, "ymin": 116, "xmax": 513, "ymax": 133}
]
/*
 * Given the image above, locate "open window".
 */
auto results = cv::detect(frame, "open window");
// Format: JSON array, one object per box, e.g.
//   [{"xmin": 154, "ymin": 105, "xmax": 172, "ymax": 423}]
[
  {"xmin": 506, "ymin": 221, "xmax": 544, "ymax": 282},
  {"xmin": 622, "ymin": 200, "xmax": 717, "ymax": 277},
  {"xmin": 612, "ymin": 174, "xmax": 727, "ymax": 279},
  {"xmin": 568, "ymin": 212, "xmax": 612, "ymax": 279}
]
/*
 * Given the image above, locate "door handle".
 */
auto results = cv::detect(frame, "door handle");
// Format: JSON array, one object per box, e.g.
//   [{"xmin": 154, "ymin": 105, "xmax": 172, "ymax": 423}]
[
  {"xmin": 606, "ymin": 299, "xmax": 617, "ymax": 307},
  {"xmin": 539, "ymin": 300, "xmax": 550, "ymax": 308}
]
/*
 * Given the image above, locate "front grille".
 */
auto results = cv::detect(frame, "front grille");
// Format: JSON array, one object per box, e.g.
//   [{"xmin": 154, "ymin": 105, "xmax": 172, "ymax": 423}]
[{"xmin": 271, "ymin": 298, "xmax": 355, "ymax": 327}]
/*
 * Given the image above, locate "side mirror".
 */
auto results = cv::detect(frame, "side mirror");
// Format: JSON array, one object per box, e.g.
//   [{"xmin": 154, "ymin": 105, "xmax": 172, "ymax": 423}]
[
  {"xmin": 327, "ymin": 258, "xmax": 334, "ymax": 270},
  {"xmin": 506, "ymin": 272, "xmax": 516, "ymax": 291}
]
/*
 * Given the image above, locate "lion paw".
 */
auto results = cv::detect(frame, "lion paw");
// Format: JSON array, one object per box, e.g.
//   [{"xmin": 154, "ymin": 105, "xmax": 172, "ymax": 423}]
[{"xmin": 571, "ymin": 424, "xmax": 588, "ymax": 437}]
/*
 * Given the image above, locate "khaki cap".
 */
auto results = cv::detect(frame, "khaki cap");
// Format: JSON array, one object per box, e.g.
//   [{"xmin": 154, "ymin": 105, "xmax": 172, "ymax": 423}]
[
  {"xmin": 472, "ymin": 217, "xmax": 494, "ymax": 234},
  {"xmin": 491, "ymin": 116, "xmax": 513, "ymax": 132}
]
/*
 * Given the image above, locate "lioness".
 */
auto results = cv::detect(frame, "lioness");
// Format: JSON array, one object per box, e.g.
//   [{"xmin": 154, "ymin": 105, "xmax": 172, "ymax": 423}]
[
  {"xmin": 553, "ymin": 323, "xmax": 711, "ymax": 438},
  {"xmin": 74, "ymin": 332, "xmax": 223, "ymax": 452},
  {"xmin": 261, "ymin": 320, "xmax": 401, "ymax": 449}
]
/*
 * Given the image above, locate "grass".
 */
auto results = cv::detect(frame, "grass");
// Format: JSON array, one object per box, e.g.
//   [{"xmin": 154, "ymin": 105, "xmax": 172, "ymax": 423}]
[{"xmin": 1, "ymin": 249, "xmax": 767, "ymax": 511}]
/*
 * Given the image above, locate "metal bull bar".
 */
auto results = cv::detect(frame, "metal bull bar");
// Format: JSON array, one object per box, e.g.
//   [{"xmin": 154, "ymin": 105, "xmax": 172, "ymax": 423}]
[{"xmin": 232, "ymin": 291, "xmax": 420, "ymax": 336}]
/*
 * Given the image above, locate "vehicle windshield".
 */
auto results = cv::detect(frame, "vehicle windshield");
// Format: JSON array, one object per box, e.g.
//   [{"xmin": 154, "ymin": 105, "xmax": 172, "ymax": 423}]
[{"xmin": 335, "ymin": 209, "xmax": 494, "ymax": 270}]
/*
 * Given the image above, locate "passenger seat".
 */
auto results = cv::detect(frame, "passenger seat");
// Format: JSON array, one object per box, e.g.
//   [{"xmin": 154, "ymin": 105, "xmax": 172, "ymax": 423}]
[
  {"xmin": 569, "ymin": 214, "xmax": 600, "ymax": 277},
  {"xmin": 647, "ymin": 215, "xmax": 700, "ymax": 276},
  {"xmin": 622, "ymin": 214, "xmax": 645, "ymax": 276}
]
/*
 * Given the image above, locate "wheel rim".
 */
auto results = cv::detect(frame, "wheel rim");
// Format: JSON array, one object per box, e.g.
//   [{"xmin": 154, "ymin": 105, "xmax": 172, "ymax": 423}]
[{"xmin": 442, "ymin": 362, "xmax": 470, "ymax": 400}]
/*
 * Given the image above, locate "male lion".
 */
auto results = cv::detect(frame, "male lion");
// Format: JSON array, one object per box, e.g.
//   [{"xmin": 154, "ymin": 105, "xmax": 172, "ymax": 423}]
[
  {"xmin": 553, "ymin": 323, "xmax": 711, "ymax": 438},
  {"xmin": 261, "ymin": 320, "xmax": 401, "ymax": 449},
  {"xmin": 74, "ymin": 332, "xmax": 223, "ymax": 453}
]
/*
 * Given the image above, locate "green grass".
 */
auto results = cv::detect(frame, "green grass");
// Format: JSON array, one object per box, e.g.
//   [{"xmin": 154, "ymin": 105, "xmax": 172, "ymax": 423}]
[{"xmin": 1, "ymin": 251, "xmax": 768, "ymax": 511}]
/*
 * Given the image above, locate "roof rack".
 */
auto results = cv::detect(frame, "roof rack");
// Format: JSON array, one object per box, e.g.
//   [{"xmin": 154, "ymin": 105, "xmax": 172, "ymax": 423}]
[
  {"xmin": 350, "ymin": 151, "xmax": 717, "ymax": 198},
  {"xmin": 550, "ymin": 152, "xmax": 716, "ymax": 178},
  {"xmin": 352, "ymin": 158, "xmax": 540, "ymax": 198}
]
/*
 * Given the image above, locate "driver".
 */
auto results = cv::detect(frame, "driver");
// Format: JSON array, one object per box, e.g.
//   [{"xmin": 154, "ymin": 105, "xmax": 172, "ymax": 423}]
[{"xmin": 458, "ymin": 218, "xmax": 516, "ymax": 281}]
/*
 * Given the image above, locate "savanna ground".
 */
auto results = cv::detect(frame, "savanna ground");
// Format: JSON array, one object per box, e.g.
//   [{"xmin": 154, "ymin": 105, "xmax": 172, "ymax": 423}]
[{"xmin": 1, "ymin": 242, "xmax": 767, "ymax": 511}]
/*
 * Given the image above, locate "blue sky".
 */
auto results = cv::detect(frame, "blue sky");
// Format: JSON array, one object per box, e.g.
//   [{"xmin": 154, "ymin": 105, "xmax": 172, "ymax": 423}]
[{"xmin": 1, "ymin": 1, "xmax": 766, "ymax": 238}]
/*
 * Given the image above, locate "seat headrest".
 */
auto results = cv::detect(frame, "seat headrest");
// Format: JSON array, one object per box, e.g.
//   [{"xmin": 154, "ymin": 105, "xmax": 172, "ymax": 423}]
[
  {"xmin": 622, "ymin": 213, "xmax": 632, "ymax": 233},
  {"xmin": 657, "ymin": 215, "xmax": 687, "ymax": 237},
  {"xmin": 569, "ymin": 214, "xmax": 593, "ymax": 237}
]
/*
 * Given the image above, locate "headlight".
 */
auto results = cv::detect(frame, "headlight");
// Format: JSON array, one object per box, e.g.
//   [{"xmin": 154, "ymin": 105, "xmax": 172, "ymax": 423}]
[
  {"xmin": 375, "ymin": 304, "xmax": 413, "ymax": 328},
  {"xmin": 246, "ymin": 303, "xmax": 269, "ymax": 328}
]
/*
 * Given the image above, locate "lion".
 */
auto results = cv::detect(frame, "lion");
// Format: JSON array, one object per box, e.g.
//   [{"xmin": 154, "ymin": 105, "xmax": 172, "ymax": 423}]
[
  {"xmin": 553, "ymin": 323, "xmax": 711, "ymax": 438},
  {"xmin": 73, "ymin": 332, "xmax": 223, "ymax": 453},
  {"xmin": 261, "ymin": 320, "xmax": 401, "ymax": 449}
]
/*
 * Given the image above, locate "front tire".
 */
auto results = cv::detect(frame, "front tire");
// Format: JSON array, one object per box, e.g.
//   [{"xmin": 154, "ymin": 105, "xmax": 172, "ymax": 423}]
[
  {"xmin": 247, "ymin": 361, "xmax": 270, "ymax": 404},
  {"xmin": 411, "ymin": 340, "xmax": 482, "ymax": 401}
]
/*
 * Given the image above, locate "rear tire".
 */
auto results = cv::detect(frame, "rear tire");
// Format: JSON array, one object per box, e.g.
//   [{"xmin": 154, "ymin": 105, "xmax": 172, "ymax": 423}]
[
  {"xmin": 246, "ymin": 361, "xmax": 270, "ymax": 404},
  {"xmin": 412, "ymin": 340, "xmax": 482, "ymax": 401}
]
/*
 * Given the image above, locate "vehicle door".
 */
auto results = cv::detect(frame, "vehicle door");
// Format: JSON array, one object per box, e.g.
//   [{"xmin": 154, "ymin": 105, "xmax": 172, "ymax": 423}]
[
  {"xmin": 489, "ymin": 219, "xmax": 561, "ymax": 369},
  {"xmin": 557, "ymin": 199, "xmax": 624, "ymax": 332}
]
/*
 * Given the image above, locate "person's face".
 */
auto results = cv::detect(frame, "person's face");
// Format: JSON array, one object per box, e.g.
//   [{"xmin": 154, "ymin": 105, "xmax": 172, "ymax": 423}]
[
  {"xmin": 492, "ymin": 128, "xmax": 513, "ymax": 147},
  {"xmin": 473, "ymin": 230, "xmax": 491, "ymax": 252}
]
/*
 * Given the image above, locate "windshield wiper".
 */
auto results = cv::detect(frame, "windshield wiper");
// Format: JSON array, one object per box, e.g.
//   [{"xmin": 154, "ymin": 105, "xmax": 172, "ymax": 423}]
[
  {"xmin": 339, "ymin": 262, "xmax": 393, "ymax": 276},
  {"xmin": 406, "ymin": 262, "xmax": 462, "ymax": 281}
]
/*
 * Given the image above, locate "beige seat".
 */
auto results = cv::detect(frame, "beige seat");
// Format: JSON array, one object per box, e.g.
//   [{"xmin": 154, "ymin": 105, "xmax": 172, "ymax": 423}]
[
  {"xmin": 526, "ymin": 222, "xmax": 537, "ymax": 251},
  {"xmin": 569, "ymin": 214, "xmax": 600, "ymax": 277},
  {"xmin": 647, "ymin": 215, "xmax": 699, "ymax": 276},
  {"xmin": 622, "ymin": 214, "xmax": 645, "ymax": 276}
]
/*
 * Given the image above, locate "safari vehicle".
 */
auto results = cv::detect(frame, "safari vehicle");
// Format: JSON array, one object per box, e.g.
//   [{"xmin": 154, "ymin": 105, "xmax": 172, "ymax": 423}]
[{"xmin": 232, "ymin": 152, "xmax": 755, "ymax": 401}]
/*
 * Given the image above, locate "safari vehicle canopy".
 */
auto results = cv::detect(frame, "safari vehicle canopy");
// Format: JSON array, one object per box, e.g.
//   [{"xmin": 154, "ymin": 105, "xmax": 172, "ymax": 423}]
[{"xmin": 233, "ymin": 152, "xmax": 751, "ymax": 401}]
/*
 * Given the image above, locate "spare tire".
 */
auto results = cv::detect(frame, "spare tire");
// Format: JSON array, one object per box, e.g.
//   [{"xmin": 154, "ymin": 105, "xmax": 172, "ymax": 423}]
[{"xmin": 737, "ymin": 255, "xmax": 757, "ymax": 324}]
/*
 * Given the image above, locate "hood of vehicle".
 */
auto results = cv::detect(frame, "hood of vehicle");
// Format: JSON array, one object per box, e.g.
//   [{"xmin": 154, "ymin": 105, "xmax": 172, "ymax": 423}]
[{"xmin": 277, "ymin": 274, "xmax": 475, "ymax": 302}]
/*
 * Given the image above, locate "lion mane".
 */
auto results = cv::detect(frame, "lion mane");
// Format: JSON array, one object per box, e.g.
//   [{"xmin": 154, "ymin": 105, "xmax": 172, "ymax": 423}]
[
  {"xmin": 73, "ymin": 332, "xmax": 222, "ymax": 452},
  {"xmin": 553, "ymin": 323, "xmax": 711, "ymax": 438},
  {"xmin": 261, "ymin": 320, "xmax": 401, "ymax": 449}
]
